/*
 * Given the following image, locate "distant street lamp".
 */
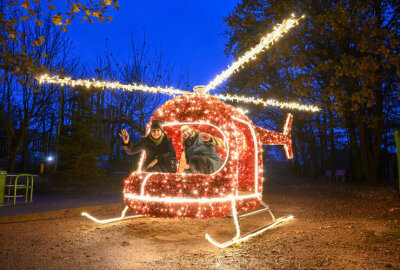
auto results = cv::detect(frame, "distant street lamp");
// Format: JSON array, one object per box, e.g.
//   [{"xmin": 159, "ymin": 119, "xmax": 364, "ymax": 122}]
[{"xmin": 41, "ymin": 155, "xmax": 54, "ymax": 174}]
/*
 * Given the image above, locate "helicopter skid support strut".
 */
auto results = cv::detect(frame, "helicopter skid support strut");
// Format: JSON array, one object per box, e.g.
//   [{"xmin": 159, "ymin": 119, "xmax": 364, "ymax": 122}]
[
  {"xmin": 205, "ymin": 200, "xmax": 294, "ymax": 248},
  {"xmin": 81, "ymin": 206, "xmax": 143, "ymax": 224}
]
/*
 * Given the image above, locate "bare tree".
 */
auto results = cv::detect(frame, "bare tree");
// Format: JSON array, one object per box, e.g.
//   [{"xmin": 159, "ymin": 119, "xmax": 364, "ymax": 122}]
[
  {"xmin": 90, "ymin": 32, "xmax": 191, "ymax": 161},
  {"xmin": 0, "ymin": 14, "xmax": 74, "ymax": 172}
]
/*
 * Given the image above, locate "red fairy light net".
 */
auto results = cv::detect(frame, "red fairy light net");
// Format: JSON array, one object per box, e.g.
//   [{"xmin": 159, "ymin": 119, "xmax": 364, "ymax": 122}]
[{"xmin": 123, "ymin": 94, "xmax": 265, "ymax": 219}]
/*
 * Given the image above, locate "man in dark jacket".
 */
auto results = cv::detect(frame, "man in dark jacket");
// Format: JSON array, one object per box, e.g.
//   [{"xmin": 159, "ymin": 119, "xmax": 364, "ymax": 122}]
[
  {"xmin": 119, "ymin": 120, "xmax": 177, "ymax": 173},
  {"xmin": 181, "ymin": 125, "xmax": 224, "ymax": 174}
]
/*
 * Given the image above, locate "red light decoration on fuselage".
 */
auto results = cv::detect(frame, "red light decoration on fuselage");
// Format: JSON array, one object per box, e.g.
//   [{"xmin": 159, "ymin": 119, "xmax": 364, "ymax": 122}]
[{"xmin": 123, "ymin": 94, "xmax": 292, "ymax": 219}]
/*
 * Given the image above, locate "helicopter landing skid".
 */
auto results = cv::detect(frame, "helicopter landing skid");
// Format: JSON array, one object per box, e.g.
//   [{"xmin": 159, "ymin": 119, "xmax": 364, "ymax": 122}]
[
  {"xmin": 205, "ymin": 200, "xmax": 294, "ymax": 248},
  {"xmin": 81, "ymin": 206, "xmax": 143, "ymax": 224}
]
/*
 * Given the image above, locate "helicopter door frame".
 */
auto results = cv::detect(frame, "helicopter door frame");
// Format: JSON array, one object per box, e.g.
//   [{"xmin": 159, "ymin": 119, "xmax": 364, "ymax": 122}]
[{"xmin": 232, "ymin": 117, "xmax": 260, "ymax": 195}]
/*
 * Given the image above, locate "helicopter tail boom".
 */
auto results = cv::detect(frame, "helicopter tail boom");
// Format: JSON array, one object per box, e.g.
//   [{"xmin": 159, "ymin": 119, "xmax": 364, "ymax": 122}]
[{"xmin": 255, "ymin": 113, "xmax": 293, "ymax": 159}]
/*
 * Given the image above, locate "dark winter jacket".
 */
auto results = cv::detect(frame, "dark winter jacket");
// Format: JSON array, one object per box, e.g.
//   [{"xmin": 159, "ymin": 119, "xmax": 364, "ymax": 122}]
[
  {"xmin": 184, "ymin": 132, "xmax": 224, "ymax": 172},
  {"xmin": 123, "ymin": 133, "xmax": 177, "ymax": 172}
]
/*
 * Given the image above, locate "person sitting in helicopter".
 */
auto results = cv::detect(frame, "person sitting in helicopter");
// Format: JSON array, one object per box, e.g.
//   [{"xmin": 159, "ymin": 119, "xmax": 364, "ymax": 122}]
[
  {"xmin": 180, "ymin": 125, "xmax": 224, "ymax": 174},
  {"xmin": 119, "ymin": 120, "xmax": 177, "ymax": 173}
]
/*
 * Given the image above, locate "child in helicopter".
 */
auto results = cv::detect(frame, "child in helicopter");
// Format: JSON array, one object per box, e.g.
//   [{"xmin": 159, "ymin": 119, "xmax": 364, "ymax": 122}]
[
  {"xmin": 180, "ymin": 125, "xmax": 224, "ymax": 174},
  {"xmin": 119, "ymin": 120, "xmax": 177, "ymax": 173}
]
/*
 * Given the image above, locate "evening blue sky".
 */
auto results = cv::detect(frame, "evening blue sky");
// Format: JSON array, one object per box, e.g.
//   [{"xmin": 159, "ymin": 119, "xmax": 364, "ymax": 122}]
[{"xmin": 66, "ymin": 1, "xmax": 241, "ymax": 89}]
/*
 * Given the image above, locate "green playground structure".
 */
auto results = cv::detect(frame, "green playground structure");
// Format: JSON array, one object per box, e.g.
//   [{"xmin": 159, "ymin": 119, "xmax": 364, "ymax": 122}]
[{"xmin": 0, "ymin": 173, "xmax": 34, "ymax": 205}]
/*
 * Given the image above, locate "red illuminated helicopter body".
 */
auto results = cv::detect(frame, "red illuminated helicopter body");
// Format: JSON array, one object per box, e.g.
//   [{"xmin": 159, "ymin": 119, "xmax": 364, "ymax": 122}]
[{"xmin": 123, "ymin": 94, "xmax": 293, "ymax": 220}]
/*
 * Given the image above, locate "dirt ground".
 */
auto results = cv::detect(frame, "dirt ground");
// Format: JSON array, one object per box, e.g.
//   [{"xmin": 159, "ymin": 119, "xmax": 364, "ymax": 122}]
[{"xmin": 1, "ymin": 177, "xmax": 399, "ymax": 269}]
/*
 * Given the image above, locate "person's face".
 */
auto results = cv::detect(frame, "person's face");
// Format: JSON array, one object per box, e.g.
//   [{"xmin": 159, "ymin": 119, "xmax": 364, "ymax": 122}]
[
  {"xmin": 150, "ymin": 128, "xmax": 162, "ymax": 140},
  {"xmin": 181, "ymin": 125, "xmax": 193, "ymax": 140}
]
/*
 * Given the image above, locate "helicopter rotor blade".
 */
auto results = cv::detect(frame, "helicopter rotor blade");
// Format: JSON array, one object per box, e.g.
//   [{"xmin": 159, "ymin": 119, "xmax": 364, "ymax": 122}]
[
  {"xmin": 36, "ymin": 74, "xmax": 191, "ymax": 97},
  {"xmin": 203, "ymin": 14, "xmax": 306, "ymax": 93},
  {"xmin": 36, "ymin": 74, "xmax": 319, "ymax": 112},
  {"xmin": 215, "ymin": 93, "xmax": 320, "ymax": 112}
]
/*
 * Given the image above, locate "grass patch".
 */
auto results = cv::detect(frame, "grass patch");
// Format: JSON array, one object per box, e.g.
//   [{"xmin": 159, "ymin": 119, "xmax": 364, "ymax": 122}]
[
  {"xmin": 382, "ymin": 232, "xmax": 400, "ymax": 244},
  {"xmin": 365, "ymin": 230, "xmax": 400, "ymax": 244}
]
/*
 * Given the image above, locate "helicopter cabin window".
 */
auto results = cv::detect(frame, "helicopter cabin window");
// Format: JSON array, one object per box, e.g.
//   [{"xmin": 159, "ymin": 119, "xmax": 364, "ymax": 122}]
[{"xmin": 162, "ymin": 123, "xmax": 228, "ymax": 174}]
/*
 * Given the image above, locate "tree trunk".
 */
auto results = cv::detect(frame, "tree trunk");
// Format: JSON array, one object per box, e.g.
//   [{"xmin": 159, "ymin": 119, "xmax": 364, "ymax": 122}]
[
  {"xmin": 21, "ymin": 134, "xmax": 28, "ymax": 171},
  {"xmin": 292, "ymin": 139, "xmax": 302, "ymax": 177},
  {"xmin": 307, "ymin": 121, "xmax": 319, "ymax": 179},
  {"xmin": 54, "ymin": 88, "xmax": 64, "ymax": 171},
  {"xmin": 328, "ymin": 110, "xmax": 337, "ymax": 170},
  {"xmin": 322, "ymin": 111, "xmax": 329, "ymax": 170},
  {"xmin": 7, "ymin": 141, "xmax": 19, "ymax": 173},
  {"xmin": 348, "ymin": 126, "xmax": 362, "ymax": 182},
  {"xmin": 358, "ymin": 121, "xmax": 383, "ymax": 184}
]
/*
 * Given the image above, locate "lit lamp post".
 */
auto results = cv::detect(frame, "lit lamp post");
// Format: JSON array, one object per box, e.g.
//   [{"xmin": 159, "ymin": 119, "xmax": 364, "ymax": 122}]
[
  {"xmin": 40, "ymin": 155, "xmax": 54, "ymax": 174},
  {"xmin": 47, "ymin": 155, "xmax": 54, "ymax": 172}
]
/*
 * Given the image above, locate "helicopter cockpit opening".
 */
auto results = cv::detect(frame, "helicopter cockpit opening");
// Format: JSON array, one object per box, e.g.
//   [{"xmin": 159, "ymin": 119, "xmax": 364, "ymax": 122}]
[{"xmin": 136, "ymin": 122, "xmax": 229, "ymax": 175}]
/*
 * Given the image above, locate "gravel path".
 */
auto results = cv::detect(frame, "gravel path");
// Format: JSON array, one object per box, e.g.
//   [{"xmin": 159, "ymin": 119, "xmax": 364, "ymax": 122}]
[
  {"xmin": 1, "ymin": 179, "xmax": 399, "ymax": 269},
  {"xmin": 0, "ymin": 193, "xmax": 122, "ymax": 218}
]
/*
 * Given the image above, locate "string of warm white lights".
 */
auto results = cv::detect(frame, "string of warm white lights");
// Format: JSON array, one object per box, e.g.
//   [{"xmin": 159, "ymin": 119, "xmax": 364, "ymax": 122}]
[
  {"xmin": 214, "ymin": 93, "xmax": 320, "ymax": 112},
  {"xmin": 205, "ymin": 215, "xmax": 294, "ymax": 248},
  {"xmin": 81, "ymin": 206, "xmax": 142, "ymax": 224},
  {"xmin": 37, "ymin": 74, "xmax": 189, "ymax": 97},
  {"xmin": 37, "ymin": 74, "xmax": 319, "ymax": 112},
  {"xmin": 203, "ymin": 14, "xmax": 305, "ymax": 93}
]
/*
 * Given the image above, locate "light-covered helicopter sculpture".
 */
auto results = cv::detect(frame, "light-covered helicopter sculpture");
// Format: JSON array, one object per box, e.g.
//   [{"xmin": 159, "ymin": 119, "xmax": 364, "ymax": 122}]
[{"xmin": 38, "ymin": 14, "xmax": 319, "ymax": 248}]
